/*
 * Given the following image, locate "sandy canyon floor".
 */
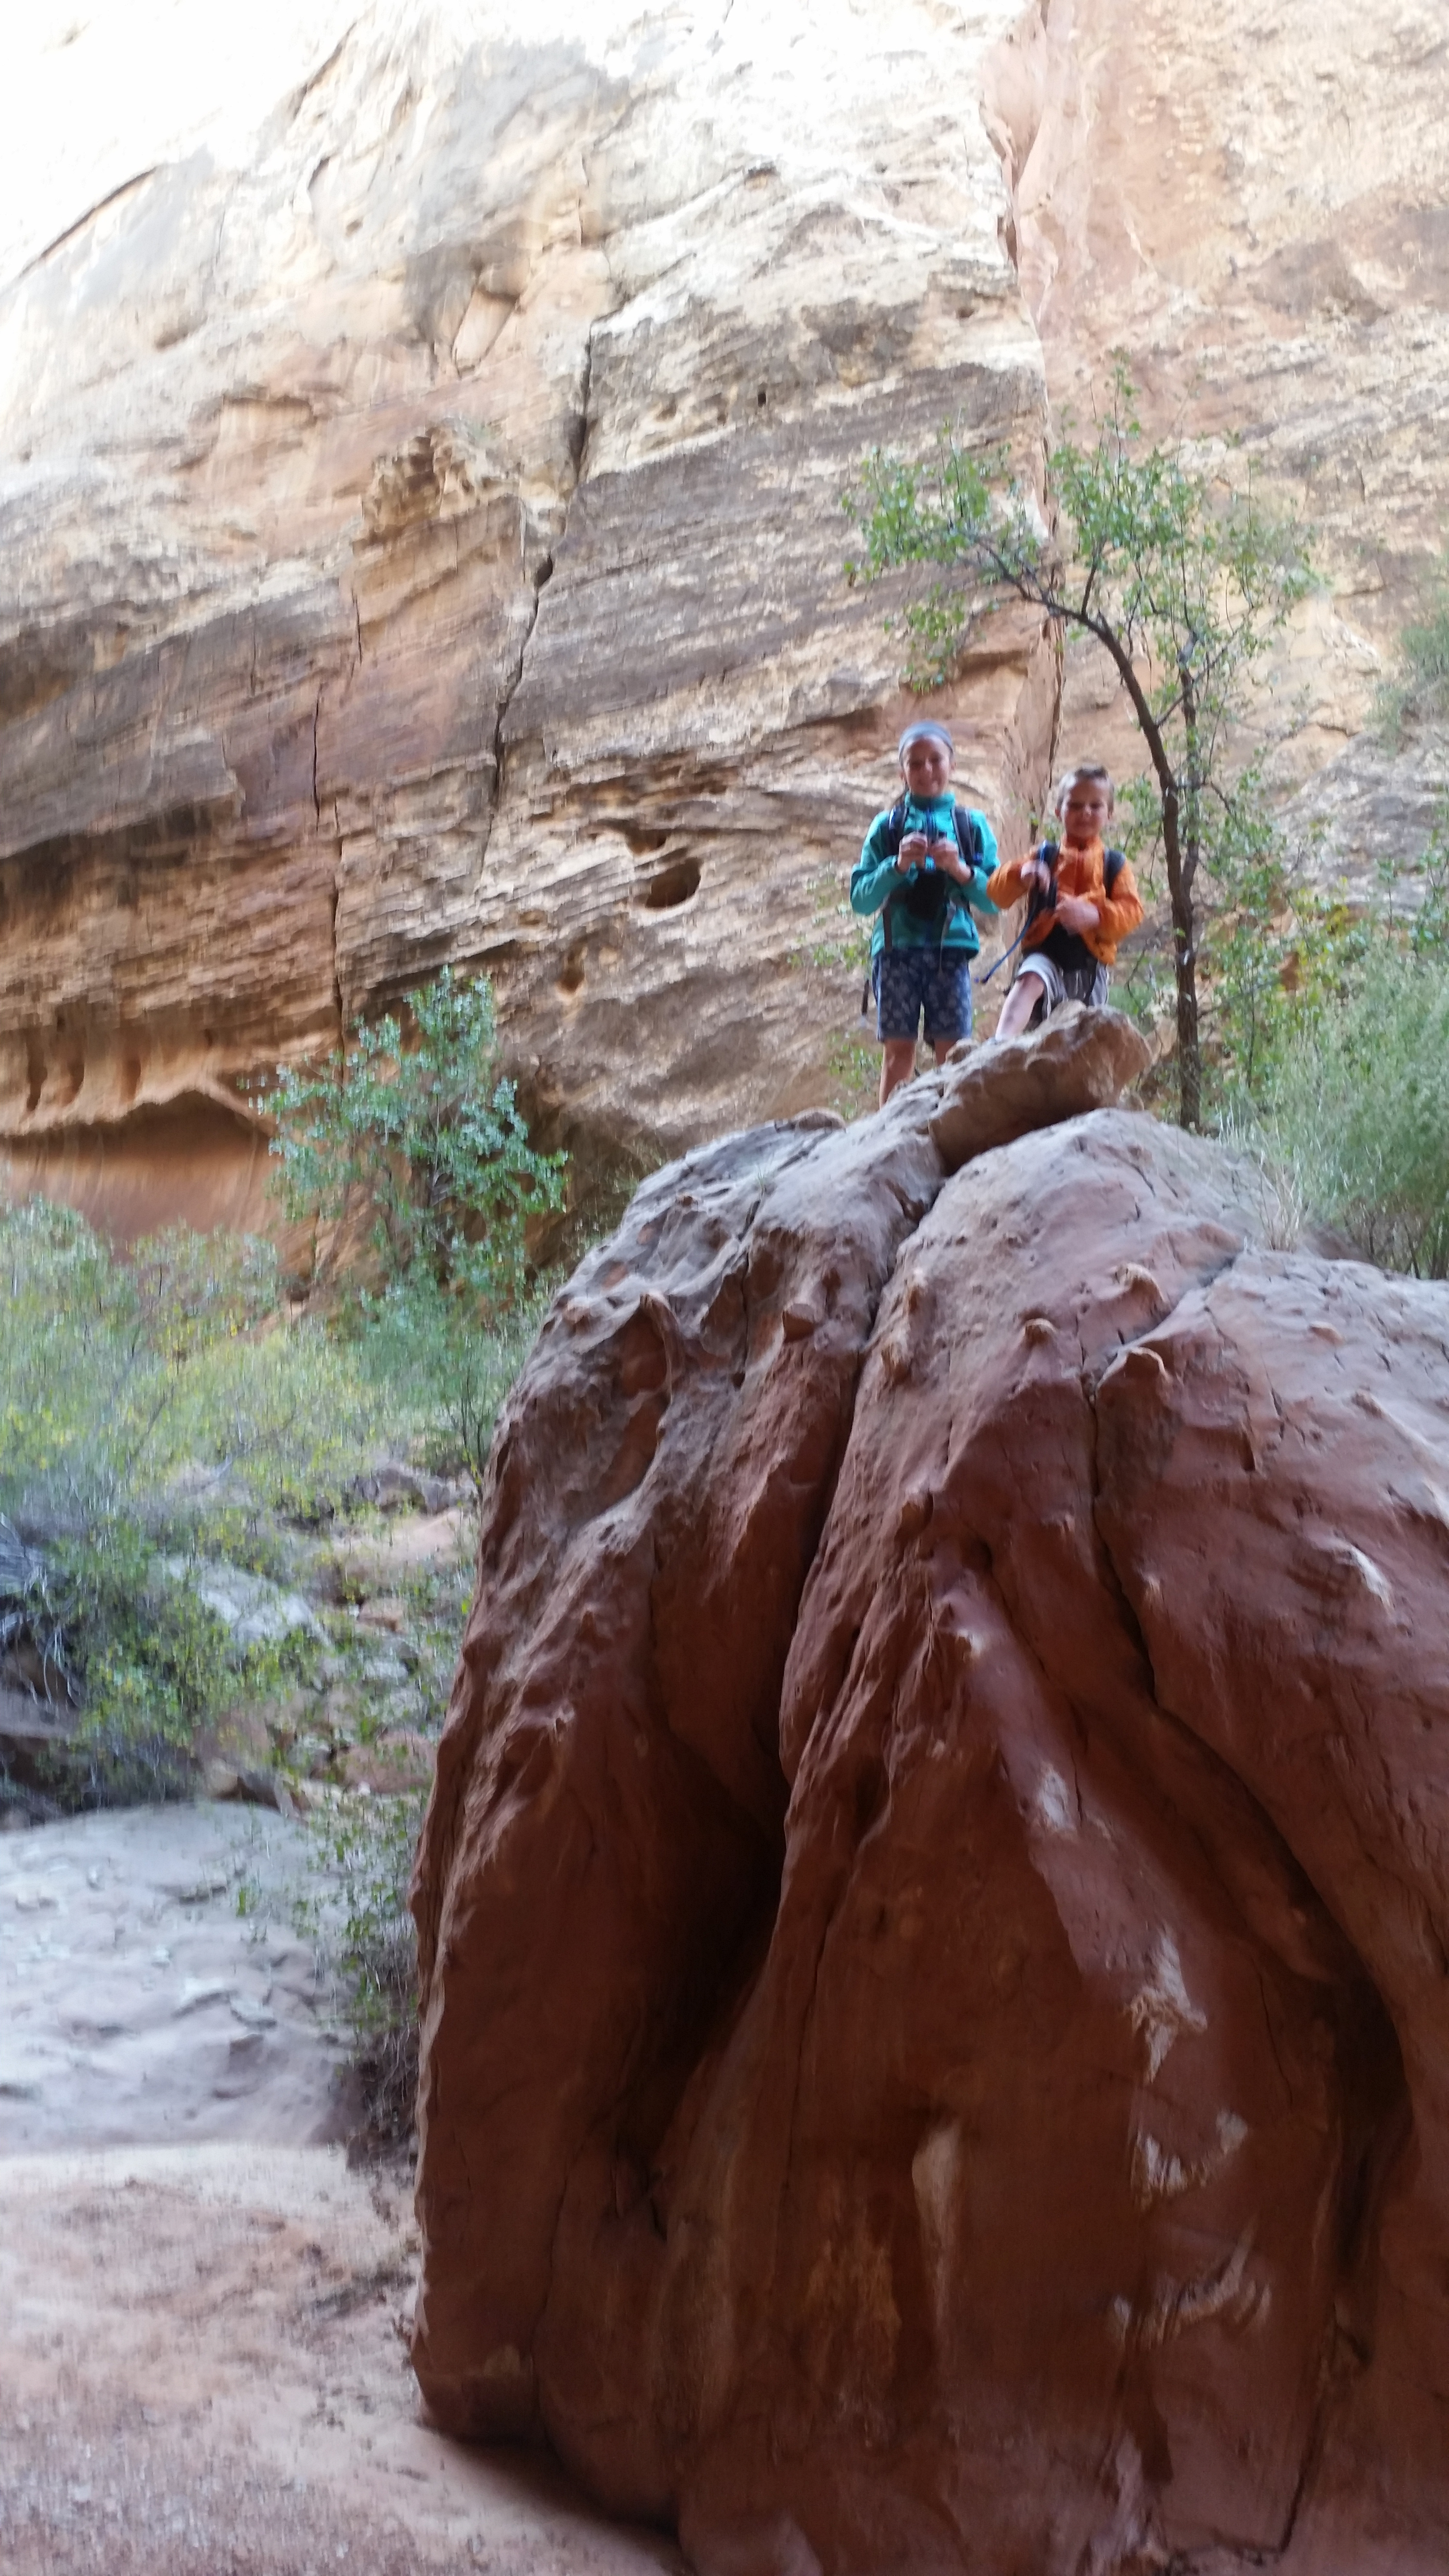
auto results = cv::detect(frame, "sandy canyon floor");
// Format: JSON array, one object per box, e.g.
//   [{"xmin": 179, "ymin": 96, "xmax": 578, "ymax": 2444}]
[{"xmin": 0, "ymin": 1803, "xmax": 683, "ymax": 2576}]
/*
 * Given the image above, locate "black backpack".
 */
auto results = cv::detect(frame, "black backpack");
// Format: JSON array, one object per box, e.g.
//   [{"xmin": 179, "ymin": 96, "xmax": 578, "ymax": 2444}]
[{"xmin": 878, "ymin": 801, "xmax": 987, "ymax": 950}]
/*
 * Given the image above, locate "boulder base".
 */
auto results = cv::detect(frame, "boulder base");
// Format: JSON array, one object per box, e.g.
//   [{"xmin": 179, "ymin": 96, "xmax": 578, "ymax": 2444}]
[{"xmin": 412, "ymin": 1034, "xmax": 1449, "ymax": 2574}]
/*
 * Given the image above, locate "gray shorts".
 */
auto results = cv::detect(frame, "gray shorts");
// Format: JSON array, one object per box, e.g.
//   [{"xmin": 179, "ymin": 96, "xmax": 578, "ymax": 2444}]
[{"xmin": 1013, "ymin": 953, "xmax": 1110, "ymax": 1021}]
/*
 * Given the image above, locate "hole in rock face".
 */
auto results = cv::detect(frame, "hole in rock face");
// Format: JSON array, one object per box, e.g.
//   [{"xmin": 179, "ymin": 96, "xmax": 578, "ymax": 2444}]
[
  {"xmin": 556, "ymin": 946, "xmax": 585, "ymax": 998},
  {"xmin": 640, "ymin": 857, "xmax": 701, "ymax": 911},
  {"xmin": 621, "ymin": 824, "xmax": 669, "ymax": 856},
  {"xmin": 757, "ymin": 385, "xmax": 767, "ymax": 408}
]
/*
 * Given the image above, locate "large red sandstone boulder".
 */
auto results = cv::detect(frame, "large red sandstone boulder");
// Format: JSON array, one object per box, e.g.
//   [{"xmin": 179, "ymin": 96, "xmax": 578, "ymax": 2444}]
[{"xmin": 411, "ymin": 1014, "xmax": 1449, "ymax": 2575}]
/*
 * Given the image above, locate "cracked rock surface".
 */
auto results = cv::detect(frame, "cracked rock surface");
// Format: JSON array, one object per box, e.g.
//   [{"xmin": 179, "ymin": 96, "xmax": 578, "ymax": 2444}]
[{"xmin": 412, "ymin": 1022, "xmax": 1449, "ymax": 2574}]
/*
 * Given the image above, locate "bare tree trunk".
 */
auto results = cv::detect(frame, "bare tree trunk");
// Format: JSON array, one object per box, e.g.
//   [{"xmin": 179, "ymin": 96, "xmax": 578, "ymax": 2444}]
[
  {"xmin": 1174, "ymin": 661, "xmax": 1204, "ymax": 1131},
  {"xmin": 1085, "ymin": 617, "xmax": 1202, "ymax": 1128},
  {"xmin": 1160, "ymin": 785, "xmax": 1202, "ymax": 1130}
]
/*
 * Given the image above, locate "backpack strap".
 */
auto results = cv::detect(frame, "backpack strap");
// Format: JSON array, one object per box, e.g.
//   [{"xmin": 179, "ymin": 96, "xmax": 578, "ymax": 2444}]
[
  {"xmin": 1035, "ymin": 842, "xmax": 1124, "ymax": 893},
  {"xmin": 879, "ymin": 798, "xmax": 908, "ymax": 857},
  {"xmin": 1023, "ymin": 840, "xmax": 1058, "ymax": 934},
  {"xmin": 880, "ymin": 800, "xmax": 907, "ymax": 949},
  {"xmin": 952, "ymin": 805, "xmax": 985, "ymax": 869}
]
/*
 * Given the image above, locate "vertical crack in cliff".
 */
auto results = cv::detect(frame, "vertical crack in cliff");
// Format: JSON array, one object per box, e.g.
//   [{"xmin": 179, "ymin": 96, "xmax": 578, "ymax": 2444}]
[
  {"xmin": 478, "ymin": 325, "xmax": 596, "ymax": 880},
  {"xmin": 487, "ymin": 547, "xmax": 549, "ymax": 843},
  {"xmin": 329, "ymin": 851, "xmax": 345, "ymax": 1035}
]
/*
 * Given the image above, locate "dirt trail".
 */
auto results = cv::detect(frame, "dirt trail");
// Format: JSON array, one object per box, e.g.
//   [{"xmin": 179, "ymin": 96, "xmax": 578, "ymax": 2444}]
[{"xmin": 0, "ymin": 1810, "xmax": 682, "ymax": 2576}]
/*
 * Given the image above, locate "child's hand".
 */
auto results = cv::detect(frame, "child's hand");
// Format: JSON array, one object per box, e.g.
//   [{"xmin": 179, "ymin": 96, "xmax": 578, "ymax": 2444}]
[
  {"xmin": 928, "ymin": 834, "xmax": 968, "ymax": 880},
  {"xmin": 897, "ymin": 831, "xmax": 930, "ymax": 870},
  {"xmin": 1056, "ymin": 892, "xmax": 1100, "ymax": 935}
]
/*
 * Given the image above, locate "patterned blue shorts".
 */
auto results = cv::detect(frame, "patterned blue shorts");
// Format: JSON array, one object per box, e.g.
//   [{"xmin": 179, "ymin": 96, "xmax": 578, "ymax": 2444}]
[{"xmin": 872, "ymin": 948, "xmax": 974, "ymax": 1044}]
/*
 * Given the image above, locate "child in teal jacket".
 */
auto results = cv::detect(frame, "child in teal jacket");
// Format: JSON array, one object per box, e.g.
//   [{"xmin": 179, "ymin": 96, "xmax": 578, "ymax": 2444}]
[{"xmin": 851, "ymin": 722, "xmax": 998, "ymax": 1106}]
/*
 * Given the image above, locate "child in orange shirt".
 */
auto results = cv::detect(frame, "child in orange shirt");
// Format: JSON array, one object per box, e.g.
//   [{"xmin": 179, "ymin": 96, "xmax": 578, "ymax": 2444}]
[{"xmin": 987, "ymin": 764, "xmax": 1143, "ymax": 1041}]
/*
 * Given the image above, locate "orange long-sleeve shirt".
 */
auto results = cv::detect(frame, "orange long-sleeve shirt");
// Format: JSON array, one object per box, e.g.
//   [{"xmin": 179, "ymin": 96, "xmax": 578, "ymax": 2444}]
[{"xmin": 986, "ymin": 838, "xmax": 1144, "ymax": 967}]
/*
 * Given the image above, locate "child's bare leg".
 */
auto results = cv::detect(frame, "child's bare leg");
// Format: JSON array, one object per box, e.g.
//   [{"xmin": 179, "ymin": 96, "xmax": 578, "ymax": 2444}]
[
  {"xmin": 993, "ymin": 968, "xmax": 1049, "ymax": 1043},
  {"xmin": 879, "ymin": 1039, "xmax": 917, "ymax": 1105},
  {"xmin": 931, "ymin": 1040, "xmax": 957, "ymax": 1068}
]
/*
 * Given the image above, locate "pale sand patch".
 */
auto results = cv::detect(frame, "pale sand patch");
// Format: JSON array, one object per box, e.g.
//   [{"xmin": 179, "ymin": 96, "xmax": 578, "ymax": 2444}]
[
  {"xmin": 0, "ymin": 1803, "xmax": 350, "ymax": 2152},
  {"xmin": 0, "ymin": 1806, "xmax": 681, "ymax": 2572},
  {"xmin": 0, "ymin": 2144, "xmax": 683, "ymax": 2576}
]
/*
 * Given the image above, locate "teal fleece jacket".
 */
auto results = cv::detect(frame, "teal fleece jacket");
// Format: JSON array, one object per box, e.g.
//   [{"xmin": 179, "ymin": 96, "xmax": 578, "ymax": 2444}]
[{"xmin": 850, "ymin": 801, "xmax": 999, "ymax": 960}]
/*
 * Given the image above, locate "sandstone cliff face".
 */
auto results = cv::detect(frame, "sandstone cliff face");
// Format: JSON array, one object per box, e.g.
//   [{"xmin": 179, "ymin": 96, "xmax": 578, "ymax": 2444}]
[
  {"xmin": 411, "ymin": 1022, "xmax": 1449, "ymax": 2574},
  {"xmin": 985, "ymin": 0, "xmax": 1449, "ymax": 892},
  {"xmin": 6, "ymin": 1, "xmax": 1444, "ymax": 1233},
  {"xmin": 0, "ymin": 0, "xmax": 1052, "ymax": 1234}
]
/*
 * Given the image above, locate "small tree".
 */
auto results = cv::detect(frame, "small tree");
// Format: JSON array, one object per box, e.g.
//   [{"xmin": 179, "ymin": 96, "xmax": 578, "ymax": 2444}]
[
  {"xmin": 261, "ymin": 968, "xmax": 564, "ymax": 1314},
  {"xmin": 259, "ymin": 970, "xmax": 564, "ymax": 1492},
  {"xmin": 1373, "ymin": 545, "xmax": 1449, "ymax": 745},
  {"xmin": 846, "ymin": 374, "xmax": 1312, "ymax": 1127}
]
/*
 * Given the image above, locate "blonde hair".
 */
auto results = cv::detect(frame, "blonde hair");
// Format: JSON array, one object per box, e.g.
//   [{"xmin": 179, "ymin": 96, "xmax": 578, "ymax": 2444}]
[{"xmin": 1054, "ymin": 762, "xmax": 1115, "ymax": 815}]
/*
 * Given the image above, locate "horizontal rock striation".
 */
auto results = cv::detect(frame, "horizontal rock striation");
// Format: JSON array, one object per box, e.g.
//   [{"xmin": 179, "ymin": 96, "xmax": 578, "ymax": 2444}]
[
  {"xmin": 0, "ymin": 0, "xmax": 1053, "ymax": 1234},
  {"xmin": 412, "ymin": 1023, "xmax": 1449, "ymax": 2573}
]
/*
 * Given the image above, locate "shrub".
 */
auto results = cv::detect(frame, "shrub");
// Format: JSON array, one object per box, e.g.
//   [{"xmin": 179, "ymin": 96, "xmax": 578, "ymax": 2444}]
[
  {"xmin": 0, "ymin": 1202, "xmax": 391, "ymax": 1537},
  {"xmin": 259, "ymin": 966, "xmax": 565, "ymax": 1498},
  {"xmin": 1224, "ymin": 816, "xmax": 1449, "ymax": 1276},
  {"xmin": 1256, "ymin": 943, "xmax": 1449, "ymax": 1277},
  {"xmin": 290, "ymin": 1788, "xmax": 427, "ymax": 2142},
  {"xmin": 1377, "ymin": 565, "xmax": 1449, "ymax": 742},
  {"xmin": 51, "ymin": 1524, "xmax": 233, "ymax": 1802},
  {"xmin": 352, "ymin": 1272, "xmax": 546, "ymax": 1496},
  {"xmin": 0, "ymin": 1204, "xmax": 266, "ymax": 1528},
  {"xmin": 259, "ymin": 967, "xmax": 564, "ymax": 1313},
  {"xmin": 0, "ymin": 1204, "xmax": 401, "ymax": 1801}
]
